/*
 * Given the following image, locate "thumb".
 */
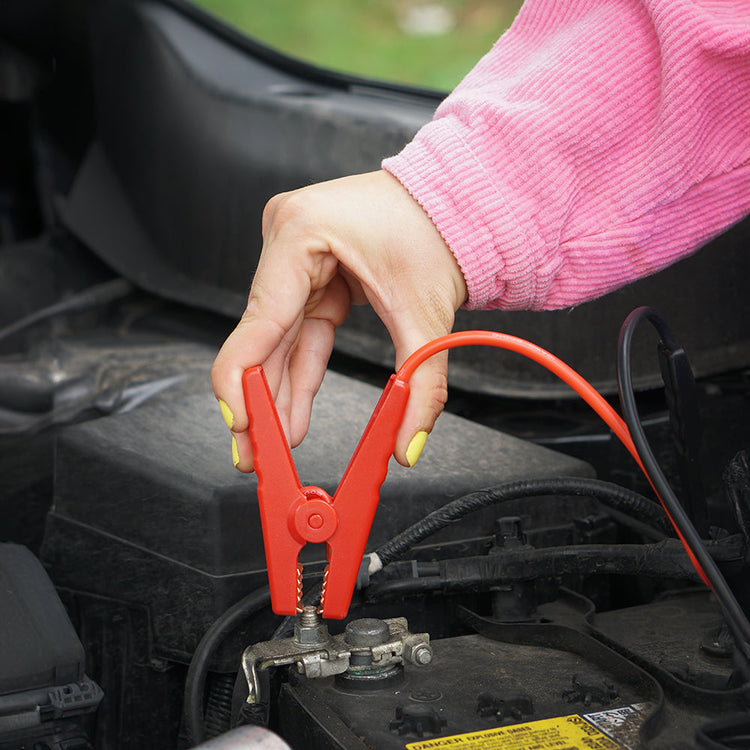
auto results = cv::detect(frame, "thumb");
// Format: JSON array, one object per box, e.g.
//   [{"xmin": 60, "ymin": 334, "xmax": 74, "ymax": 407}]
[
  {"xmin": 383, "ymin": 294, "xmax": 457, "ymax": 467},
  {"xmin": 394, "ymin": 343, "xmax": 450, "ymax": 467}
]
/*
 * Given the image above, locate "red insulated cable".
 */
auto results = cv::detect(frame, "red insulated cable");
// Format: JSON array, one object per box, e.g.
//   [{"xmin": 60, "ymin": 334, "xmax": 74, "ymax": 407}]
[{"xmin": 396, "ymin": 331, "xmax": 710, "ymax": 587}]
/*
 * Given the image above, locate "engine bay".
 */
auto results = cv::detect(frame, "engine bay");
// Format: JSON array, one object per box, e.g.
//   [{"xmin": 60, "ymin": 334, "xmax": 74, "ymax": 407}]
[{"xmin": 2, "ymin": 287, "xmax": 750, "ymax": 749}]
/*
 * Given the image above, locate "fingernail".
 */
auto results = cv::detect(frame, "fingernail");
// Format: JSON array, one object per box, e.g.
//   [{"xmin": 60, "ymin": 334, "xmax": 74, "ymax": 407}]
[
  {"xmin": 406, "ymin": 431, "xmax": 428, "ymax": 467},
  {"xmin": 231, "ymin": 436, "xmax": 240, "ymax": 467},
  {"xmin": 219, "ymin": 399, "xmax": 234, "ymax": 429}
]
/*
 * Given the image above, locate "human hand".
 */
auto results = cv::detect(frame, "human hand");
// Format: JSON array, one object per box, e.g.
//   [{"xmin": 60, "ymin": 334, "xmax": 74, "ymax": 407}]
[{"xmin": 211, "ymin": 169, "xmax": 467, "ymax": 471}]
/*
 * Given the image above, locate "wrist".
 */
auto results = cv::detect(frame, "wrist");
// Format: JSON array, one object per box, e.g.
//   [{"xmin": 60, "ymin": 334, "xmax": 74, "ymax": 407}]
[{"xmin": 376, "ymin": 169, "xmax": 468, "ymax": 313}]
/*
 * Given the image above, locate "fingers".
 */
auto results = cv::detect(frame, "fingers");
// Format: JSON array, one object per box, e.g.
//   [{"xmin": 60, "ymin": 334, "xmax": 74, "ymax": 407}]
[
  {"xmin": 212, "ymin": 189, "xmax": 336, "ymax": 436},
  {"xmin": 212, "ymin": 170, "xmax": 468, "ymax": 473},
  {"xmin": 231, "ymin": 429, "xmax": 254, "ymax": 473},
  {"xmin": 287, "ymin": 304, "xmax": 344, "ymax": 447},
  {"xmin": 212, "ymin": 317, "xmax": 297, "ymax": 473},
  {"xmin": 386, "ymin": 298, "xmax": 455, "ymax": 466},
  {"xmin": 211, "ymin": 284, "xmax": 304, "ymax": 432},
  {"xmin": 395, "ymin": 349, "xmax": 450, "ymax": 467},
  {"xmin": 211, "ymin": 202, "xmax": 351, "ymax": 471}
]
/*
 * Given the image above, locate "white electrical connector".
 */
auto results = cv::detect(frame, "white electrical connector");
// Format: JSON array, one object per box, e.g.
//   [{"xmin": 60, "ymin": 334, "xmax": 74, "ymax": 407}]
[{"xmin": 367, "ymin": 552, "xmax": 383, "ymax": 575}]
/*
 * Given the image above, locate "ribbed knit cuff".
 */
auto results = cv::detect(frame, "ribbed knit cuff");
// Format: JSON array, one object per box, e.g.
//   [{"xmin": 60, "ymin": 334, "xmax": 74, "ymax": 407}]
[{"xmin": 383, "ymin": 116, "xmax": 543, "ymax": 311}]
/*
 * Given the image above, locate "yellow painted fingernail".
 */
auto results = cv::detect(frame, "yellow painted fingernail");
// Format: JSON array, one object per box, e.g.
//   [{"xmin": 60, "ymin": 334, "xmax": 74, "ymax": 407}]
[
  {"xmin": 406, "ymin": 431, "xmax": 428, "ymax": 467},
  {"xmin": 219, "ymin": 399, "xmax": 234, "ymax": 429},
  {"xmin": 231, "ymin": 436, "xmax": 240, "ymax": 467}
]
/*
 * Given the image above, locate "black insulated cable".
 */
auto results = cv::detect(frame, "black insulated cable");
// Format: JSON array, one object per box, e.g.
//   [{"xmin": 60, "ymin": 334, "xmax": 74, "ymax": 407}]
[
  {"xmin": 184, "ymin": 588, "xmax": 271, "ymax": 746},
  {"xmin": 617, "ymin": 306, "xmax": 750, "ymax": 660},
  {"xmin": 367, "ymin": 536, "xmax": 745, "ymax": 601},
  {"xmin": 373, "ymin": 476, "xmax": 672, "ymax": 569},
  {"xmin": 695, "ymin": 712, "xmax": 750, "ymax": 749}
]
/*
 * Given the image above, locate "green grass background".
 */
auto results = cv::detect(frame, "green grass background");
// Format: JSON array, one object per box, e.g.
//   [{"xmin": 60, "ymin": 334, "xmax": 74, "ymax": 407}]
[{"xmin": 191, "ymin": 0, "xmax": 523, "ymax": 91}]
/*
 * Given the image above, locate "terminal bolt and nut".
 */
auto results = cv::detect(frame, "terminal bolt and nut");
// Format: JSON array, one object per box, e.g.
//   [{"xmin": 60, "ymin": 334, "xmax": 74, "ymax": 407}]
[
  {"xmin": 241, "ymin": 609, "xmax": 431, "ymax": 704},
  {"xmin": 404, "ymin": 639, "xmax": 434, "ymax": 666}
]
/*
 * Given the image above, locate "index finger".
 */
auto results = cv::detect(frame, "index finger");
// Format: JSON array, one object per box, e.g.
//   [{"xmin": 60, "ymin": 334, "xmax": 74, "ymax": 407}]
[{"xmin": 211, "ymin": 274, "xmax": 307, "ymax": 435}]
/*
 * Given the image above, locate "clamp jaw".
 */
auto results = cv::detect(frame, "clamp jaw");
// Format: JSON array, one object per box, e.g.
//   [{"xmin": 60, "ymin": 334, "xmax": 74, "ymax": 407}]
[{"xmin": 242, "ymin": 366, "xmax": 410, "ymax": 619}]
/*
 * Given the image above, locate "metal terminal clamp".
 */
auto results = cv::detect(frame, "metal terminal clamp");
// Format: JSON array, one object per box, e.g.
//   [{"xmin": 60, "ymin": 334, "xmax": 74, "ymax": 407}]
[{"xmin": 242, "ymin": 607, "xmax": 432, "ymax": 704}]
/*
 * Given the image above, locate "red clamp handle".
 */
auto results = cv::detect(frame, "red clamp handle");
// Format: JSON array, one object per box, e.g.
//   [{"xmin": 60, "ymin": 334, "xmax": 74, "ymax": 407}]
[{"xmin": 242, "ymin": 366, "xmax": 410, "ymax": 619}]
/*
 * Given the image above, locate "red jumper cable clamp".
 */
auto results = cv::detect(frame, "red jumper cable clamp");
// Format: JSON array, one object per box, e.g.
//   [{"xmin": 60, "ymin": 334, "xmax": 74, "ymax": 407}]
[{"xmin": 242, "ymin": 365, "xmax": 410, "ymax": 620}]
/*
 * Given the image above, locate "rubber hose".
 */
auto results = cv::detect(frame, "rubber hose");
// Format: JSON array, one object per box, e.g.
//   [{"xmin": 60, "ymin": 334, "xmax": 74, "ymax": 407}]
[{"xmin": 184, "ymin": 588, "xmax": 271, "ymax": 746}]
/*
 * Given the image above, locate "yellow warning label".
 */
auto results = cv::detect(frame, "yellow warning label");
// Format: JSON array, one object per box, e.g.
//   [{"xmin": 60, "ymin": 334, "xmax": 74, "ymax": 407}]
[{"xmin": 405, "ymin": 714, "xmax": 621, "ymax": 750}]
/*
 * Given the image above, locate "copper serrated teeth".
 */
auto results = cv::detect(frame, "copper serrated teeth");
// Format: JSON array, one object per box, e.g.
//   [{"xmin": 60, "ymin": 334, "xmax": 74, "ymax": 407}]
[
  {"xmin": 295, "ymin": 563, "xmax": 304, "ymax": 613},
  {"xmin": 317, "ymin": 566, "xmax": 330, "ymax": 615}
]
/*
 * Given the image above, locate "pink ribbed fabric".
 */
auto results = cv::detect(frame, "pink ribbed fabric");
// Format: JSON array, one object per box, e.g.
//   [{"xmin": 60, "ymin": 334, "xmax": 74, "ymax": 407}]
[{"xmin": 382, "ymin": 0, "xmax": 750, "ymax": 310}]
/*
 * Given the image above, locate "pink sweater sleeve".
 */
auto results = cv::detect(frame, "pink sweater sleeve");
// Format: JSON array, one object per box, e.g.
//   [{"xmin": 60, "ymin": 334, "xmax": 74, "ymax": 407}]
[{"xmin": 382, "ymin": 0, "xmax": 750, "ymax": 311}]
